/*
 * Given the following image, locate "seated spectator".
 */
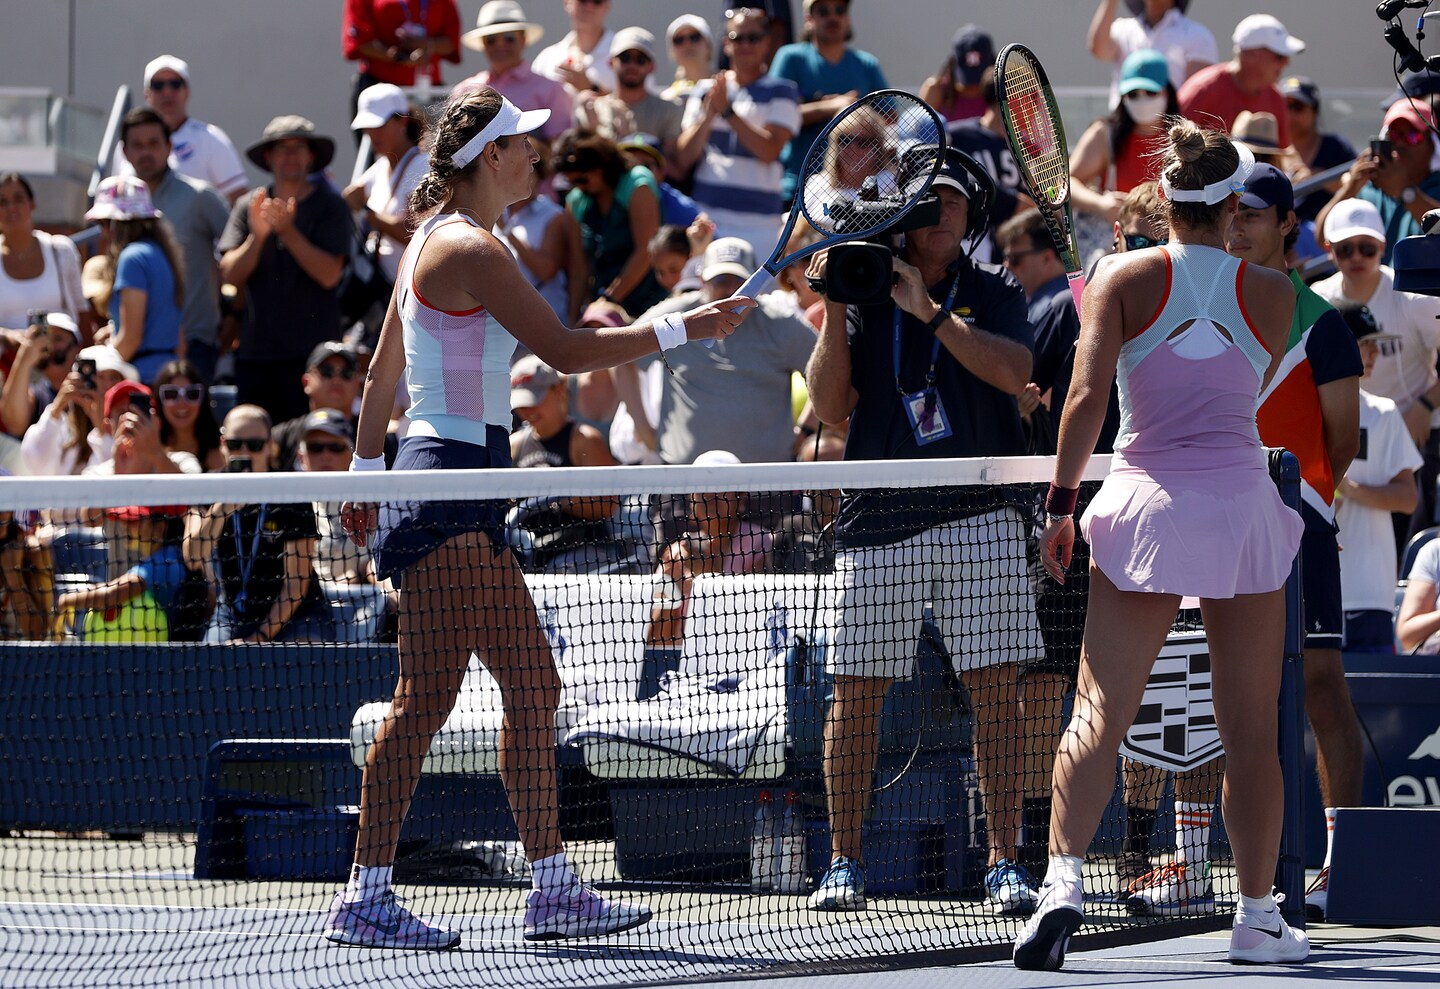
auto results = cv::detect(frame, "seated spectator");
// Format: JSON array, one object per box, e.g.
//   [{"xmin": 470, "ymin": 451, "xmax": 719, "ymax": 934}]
[
  {"xmin": 571, "ymin": 297, "xmax": 632, "ymax": 424},
  {"xmin": 0, "ymin": 172, "xmax": 87, "ymax": 336},
  {"xmin": 154, "ymin": 359, "xmax": 223, "ymax": 471},
  {"xmin": 2, "ymin": 312, "xmax": 84, "ymax": 439},
  {"xmin": 646, "ymin": 449, "xmax": 773, "ymax": 648},
  {"xmin": 81, "ymin": 381, "xmax": 199, "ymax": 476},
  {"xmin": 1333, "ymin": 300, "xmax": 1420, "ymax": 653},
  {"xmin": 272, "ymin": 341, "xmax": 363, "ymax": 471},
  {"xmin": 507, "ymin": 354, "xmax": 625, "ymax": 573},
  {"xmin": 920, "ymin": 25, "xmax": 994, "ymax": 125},
  {"xmin": 182, "ymin": 404, "xmax": 329, "ymax": 643},
  {"xmin": 454, "ymin": 1, "xmax": 572, "ymax": 146},
  {"xmin": 20, "ymin": 346, "xmax": 136, "ymax": 476},
  {"xmin": 662, "ymin": 14, "xmax": 715, "ymax": 102},
  {"xmin": 1086, "ymin": 0, "xmax": 1216, "ymax": 107},
  {"xmin": 1178, "ymin": 14, "xmax": 1302, "ymax": 141},
  {"xmin": 85, "ymin": 177, "xmax": 186, "ymax": 385},
  {"xmin": 497, "ymin": 155, "xmax": 584, "ymax": 323},
  {"xmin": 1231, "ymin": 110, "xmax": 1292, "ymax": 169},
  {"xmin": 530, "ymin": 0, "xmax": 617, "ymax": 96},
  {"xmin": 0, "ymin": 509, "xmax": 54, "ymax": 640},
  {"xmin": 647, "ymin": 225, "xmax": 694, "ymax": 297},
  {"xmin": 1398, "ymin": 537, "xmax": 1440, "ymax": 653},
  {"xmin": 618, "ymin": 135, "xmax": 702, "ymax": 227},
  {"xmin": 1282, "ymin": 75, "xmax": 1356, "ymax": 225}
]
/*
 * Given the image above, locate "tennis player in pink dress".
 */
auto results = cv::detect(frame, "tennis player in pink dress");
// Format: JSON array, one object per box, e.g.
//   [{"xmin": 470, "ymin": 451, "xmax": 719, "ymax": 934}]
[{"xmin": 1014, "ymin": 120, "xmax": 1308, "ymax": 970}]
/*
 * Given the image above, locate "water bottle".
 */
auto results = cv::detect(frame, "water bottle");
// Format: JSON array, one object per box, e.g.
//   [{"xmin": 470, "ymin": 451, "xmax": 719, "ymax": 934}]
[
  {"xmin": 775, "ymin": 791, "xmax": 807, "ymax": 893},
  {"xmin": 749, "ymin": 790, "xmax": 775, "ymax": 891}
]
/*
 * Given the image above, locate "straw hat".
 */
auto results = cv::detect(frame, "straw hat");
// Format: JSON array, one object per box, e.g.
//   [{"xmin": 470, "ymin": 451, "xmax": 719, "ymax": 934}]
[
  {"xmin": 1231, "ymin": 111, "xmax": 1293, "ymax": 157},
  {"xmin": 462, "ymin": 1, "xmax": 545, "ymax": 52}
]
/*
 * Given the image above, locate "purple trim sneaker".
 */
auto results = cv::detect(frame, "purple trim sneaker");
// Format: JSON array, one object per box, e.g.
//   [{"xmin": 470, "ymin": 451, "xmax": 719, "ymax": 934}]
[
  {"xmin": 523, "ymin": 881, "xmax": 652, "ymax": 941},
  {"xmin": 324, "ymin": 890, "xmax": 461, "ymax": 950}
]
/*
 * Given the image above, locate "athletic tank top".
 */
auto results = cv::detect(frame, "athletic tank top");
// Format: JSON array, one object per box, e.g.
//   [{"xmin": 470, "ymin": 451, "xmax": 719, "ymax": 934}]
[{"xmin": 397, "ymin": 212, "xmax": 518, "ymax": 444}]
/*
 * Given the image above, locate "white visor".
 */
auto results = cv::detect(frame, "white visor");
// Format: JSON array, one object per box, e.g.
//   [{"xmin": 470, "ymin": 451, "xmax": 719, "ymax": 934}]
[
  {"xmin": 1160, "ymin": 141, "xmax": 1256, "ymax": 205},
  {"xmin": 451, "ymin": 97, "xmax": 551, "ymax": 169}
]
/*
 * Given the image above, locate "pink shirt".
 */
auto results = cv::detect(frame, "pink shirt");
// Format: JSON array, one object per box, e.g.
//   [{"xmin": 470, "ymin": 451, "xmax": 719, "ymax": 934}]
[{"xmin": 452, "ymin": 63, "xmax": 572, "ymax": 141}]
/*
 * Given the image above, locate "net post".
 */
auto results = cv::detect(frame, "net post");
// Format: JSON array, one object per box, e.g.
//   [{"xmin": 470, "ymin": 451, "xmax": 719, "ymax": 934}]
[{"xmin": 1269, "ymin": 448, "xmax": 1307, "ymax": 929}]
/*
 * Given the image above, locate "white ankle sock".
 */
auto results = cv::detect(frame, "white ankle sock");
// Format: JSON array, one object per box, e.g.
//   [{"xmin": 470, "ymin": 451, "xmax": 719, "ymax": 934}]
[
  {"xmin": 531, "ymin": 852, "xmax": 578, "ymax": 895},
  {"xmin": 1047, "ymin": 853, "xmax": 1084, "ymax": 886},
  {"xmin": 1322, "ymin": 807, "xmax": 1336, "ymax": 869},
  {"xmin": 342, "ymin": 863, "xmax": 392, "ymax": 904},
  {"xmin": 1239, "ymin": 891, "xmax": 1277, "ymax": 917}
]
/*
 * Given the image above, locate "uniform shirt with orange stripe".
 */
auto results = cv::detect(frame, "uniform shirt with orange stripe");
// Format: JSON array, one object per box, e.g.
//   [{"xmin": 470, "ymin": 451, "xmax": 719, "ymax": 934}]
[{"xmin": 1256, "ymin": 271, "xmax": 1362, "ymax": 522}]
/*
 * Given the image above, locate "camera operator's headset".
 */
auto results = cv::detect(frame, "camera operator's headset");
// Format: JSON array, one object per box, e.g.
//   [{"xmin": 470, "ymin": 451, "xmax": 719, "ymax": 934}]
[{"xmin": 898, "ymin": 144, "xmax": 996, "ymax": 248}]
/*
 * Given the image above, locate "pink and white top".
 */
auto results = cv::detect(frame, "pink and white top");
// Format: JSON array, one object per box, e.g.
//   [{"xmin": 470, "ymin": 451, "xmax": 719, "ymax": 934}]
[{"xmin": 398, "ymin": 212, "xmax": 518, "ymax": 443}]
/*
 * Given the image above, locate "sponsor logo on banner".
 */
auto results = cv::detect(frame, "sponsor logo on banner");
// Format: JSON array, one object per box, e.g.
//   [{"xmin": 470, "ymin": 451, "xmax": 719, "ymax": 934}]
[
  {"xmin": 1390, "ymin": 723, "xmax": 1440, "ymax": 806},
  {"xmin": 1119, "ymin": 631, "xmax": 1223, "ymax": 773}
]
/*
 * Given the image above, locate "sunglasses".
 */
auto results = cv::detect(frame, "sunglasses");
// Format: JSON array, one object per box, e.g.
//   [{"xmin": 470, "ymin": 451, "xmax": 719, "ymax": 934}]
[
  {"xmin": 1333, "ymin": 240, "xmax": 1381, "ymax": 260},
  {"xmin": 836, "ymin": 133, "xmax": 879, "ymax": 150},
  {"xmin": 314, "ymin": 363, "xmax": 357, "ymax": 380},
  {"xmin": 1387, "ymin": 126, "xmax": 1429, "ymax": 146},
  {"xmin": 303, "ymin": 441, "xmax": 350, "ymax": 455},
  {"xmin": 158, "ymin": 383, "xmax": 204, "ymax": 403},
  {"xmin": 574, "ymin": 0, "xmax": 607, "ymax": 5},
  {"xmin": 671, "ymin": 32, "xmax": 704, "ymax": 45},
  {"xmin": 482, "ymin": 32, "xmax": 522, "ymax": 45},
  {"xmin": 224, "ymin": 437, "xmax": 268, "ymax": 453},
  {"xmin": 615, "ymin": 51, "xmax": 652, "ymax": 66},
  {"xmin": 1123, "ymin": 233, "xmax": 1167, "ymax": 251},
  {"xmin": 1002, "ymin": 247, "xmax": 1044, "ymax": 265},
  {"xmin": 149, "ymin": 77, "xmax": 186, "ymax": 92},
  {"xmin": 1285, "ymin": 99, "xmax": 1312, "ymax": 113},
  {"xmin": 727, "ymin": 32, "xmax": 767, "ymax": 45}
]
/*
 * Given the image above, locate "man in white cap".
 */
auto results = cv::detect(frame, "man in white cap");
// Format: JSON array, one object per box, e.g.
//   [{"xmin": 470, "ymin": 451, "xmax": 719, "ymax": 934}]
[
  {"xmin": 593, "ymin": 27, "xmax": 683, "ymax": 169},
  {"xmin": 112, "ymin": 55, "xmax": 248, "ymax": 204},
  {"xmin": 454, "ymin": 1, "xmax": 572, "ymax": 143},
  {"xmin": 1087, "ymin": 0, "xmax": 1217, "ymax": 107},
  {"xmin": 1179, "ymin": 14, "xmax": 1303, "ymax": 143},
  {"xmin": 531, "ymin": 0, "xmax": 617, "ymax": 98}
]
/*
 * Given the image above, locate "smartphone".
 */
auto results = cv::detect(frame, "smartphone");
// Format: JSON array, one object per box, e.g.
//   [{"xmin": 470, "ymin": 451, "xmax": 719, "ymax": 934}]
[
  {"xmin": 224, "ymin": 457, "xmax": 252, "ymax": 473},
  {"xmin": 26, "ymin": 309, "xmax": 48, "ymax": 329},
  {"xmin": 75, "ymin": 358, "xmax": 97, "ymax": 390},
  {"xmin": 128, "ymin": 393, "xmax": 153, "ymax": 418},
  {"xmin": 1371, "ymin": 138, "xmax": 1393, "ymax": 159}
]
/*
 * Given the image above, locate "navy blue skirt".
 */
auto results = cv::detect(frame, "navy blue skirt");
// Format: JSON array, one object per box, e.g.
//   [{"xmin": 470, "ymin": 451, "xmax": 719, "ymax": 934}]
[{"xmin": 373, "ymin": 429, "xmax": 512, "ymax": 584}]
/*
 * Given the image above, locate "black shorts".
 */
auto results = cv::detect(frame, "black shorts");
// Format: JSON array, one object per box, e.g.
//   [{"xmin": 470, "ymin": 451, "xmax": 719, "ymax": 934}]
[
  {"xmin": 1300, "ymin": 504, "xmax": 1343, "ymax": 650},
  {"xmin": 373, "ymin": 429, "xmax": 512, "ymax": 585}
]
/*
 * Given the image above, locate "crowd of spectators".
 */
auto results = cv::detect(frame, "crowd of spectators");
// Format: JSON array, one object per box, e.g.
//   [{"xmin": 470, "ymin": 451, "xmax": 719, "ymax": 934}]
[{"xmin": 0, "ymin": 0, "xmax": 1435, "ymax": 655}]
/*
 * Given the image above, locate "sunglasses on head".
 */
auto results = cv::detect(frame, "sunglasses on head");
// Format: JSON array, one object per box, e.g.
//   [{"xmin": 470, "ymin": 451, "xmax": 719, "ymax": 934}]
[
  {"xmin": 671, "ymin": 32, "xmax": 704, "ymax": 45},
  {"xmin": 1333, "ymin": 240, "xmax": 1381, "ymax": 260},
  {"xmin": 314, "ymin": 363, "xmax": 356, "ymax": 380},
  {"xmin": 158, "ymin": 383, "xmax": 204, "ymax": 403},
  {"xmin": 224, "ymin": 437, "xmax": 268, "ymax": 453},
  {"xmin": 616, "ymin": 50, "xmax": 652, "ymax": 66},
  {"xmin": 303, "ymin": 441, "xmax": 350, "ymax": 456},
  {"xmin": 149, "ymin": 77, "xmax": 186, "ymax": 92},
  {"xmin": 1123, "ymin": 233, "xmax": 1167, "ymax": 251},
  {"xmin": 727, "ymin": 31, "xmax": 767, "ymax": 45}
]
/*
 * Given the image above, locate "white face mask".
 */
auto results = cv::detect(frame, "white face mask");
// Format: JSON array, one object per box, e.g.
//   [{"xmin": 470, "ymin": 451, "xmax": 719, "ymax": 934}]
[{"xmin": 1124, "ymin": 92, "xmax": 1167, "ymax": 126}]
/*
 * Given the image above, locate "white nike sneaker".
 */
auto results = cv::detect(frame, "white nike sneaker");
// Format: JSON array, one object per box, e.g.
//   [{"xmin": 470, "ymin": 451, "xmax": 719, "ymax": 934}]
[
  {"xmin": 1013, "ymin": 879, "xmax": 1084, "ymax": 971},
  {"xmin": 1228, "ymin": 897, "xmax": 1310, "ymax": 964}
]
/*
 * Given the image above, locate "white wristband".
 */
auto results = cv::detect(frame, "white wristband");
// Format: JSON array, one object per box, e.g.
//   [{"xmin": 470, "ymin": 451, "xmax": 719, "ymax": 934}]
[
  {"xmin": 654, "ymin": 312, "xmax": 688, "ymax": 352},
  {"xmin": 349, "ymin": 453, "xmax": 386, "ymax": 472}
]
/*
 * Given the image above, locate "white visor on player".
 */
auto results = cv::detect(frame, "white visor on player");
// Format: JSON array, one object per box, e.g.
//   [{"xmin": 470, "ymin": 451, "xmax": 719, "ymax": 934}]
[
  {"xmin": 451, "ymin": 97, "xmax": 550, "ymax": 169},
  {"xmin": 1160, "ymin": 141, "xmax": 1256, "ymax": 205}
]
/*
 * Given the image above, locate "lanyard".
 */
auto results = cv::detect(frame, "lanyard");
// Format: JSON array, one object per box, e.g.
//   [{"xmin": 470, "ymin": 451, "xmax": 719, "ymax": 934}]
[
  {"xmin": 893, "ymin": 271, "xmax": 963, "ymax": 398},
  {"xmin": 233, "ymin": 505, "xmax": 268, "ymax": 603}
]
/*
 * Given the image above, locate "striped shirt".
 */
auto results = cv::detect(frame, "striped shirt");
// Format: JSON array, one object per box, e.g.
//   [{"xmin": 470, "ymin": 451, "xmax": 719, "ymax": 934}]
[{"xmin": 682, "ymin": 75, "xmax": 800, "ymax": 217}]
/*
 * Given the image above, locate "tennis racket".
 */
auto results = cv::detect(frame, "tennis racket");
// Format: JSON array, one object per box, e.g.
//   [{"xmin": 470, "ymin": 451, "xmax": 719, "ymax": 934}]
[
  {"xmin": 729, "ymin": 89, "xmax": 945, "ymax": 307},
  {"xmin": 995, "ymin": 44, "xmax": 1086, "ymax": 317}
]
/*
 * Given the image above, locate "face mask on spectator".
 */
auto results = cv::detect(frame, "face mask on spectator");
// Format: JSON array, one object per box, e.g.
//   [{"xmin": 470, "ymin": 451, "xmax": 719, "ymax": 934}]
[{"xmin": 1124, "ymin": 93, "xmax": 1167, "ymax": 127}]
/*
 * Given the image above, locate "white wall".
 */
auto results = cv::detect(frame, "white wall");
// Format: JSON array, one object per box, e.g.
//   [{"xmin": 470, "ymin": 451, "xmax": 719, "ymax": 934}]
[{"xmin": 1, "ymin": 0, "xmax": 1400, "ymax": 194}]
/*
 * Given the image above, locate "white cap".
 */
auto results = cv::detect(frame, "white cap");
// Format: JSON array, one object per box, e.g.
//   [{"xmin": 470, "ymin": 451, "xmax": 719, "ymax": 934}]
[
  {"xmin": 610, "ymin": 26, "xmax": 658, "ymax": 61},
  {"xmin": 144, "ymin": 55, "xmax": 190, "ymax": 89},
  {"xmin": 41, "ymin": 312, "xmax": 81, "ymax": 342},
  {"xmin": 351, "ymin": 83, "xmax": 410, "ymax": 130},
  {"xmin": 76, "ymin": 345, "xmax": 140, "ymax": 383},
  {"xmin": 1233, "ymin": 14, "xmax": 1305, "ymax": 56},
  {"xmin": 693, "ymin": 449, "xmax": 740, "ymax": 467},
  {"xmin": 701, "ymin": 237, "xmax": 755, "ymax": 281},
  {"xmin": 1323, "ymin": 199, "xmax": 1386, "ymax": 246},
  {"xmin": 667, "ymin": 14, "xmax": 714, "ymax": 46}
]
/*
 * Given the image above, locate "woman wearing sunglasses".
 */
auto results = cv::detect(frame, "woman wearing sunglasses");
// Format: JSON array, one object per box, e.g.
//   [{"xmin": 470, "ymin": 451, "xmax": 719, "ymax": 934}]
[
  {"xmin": 153, "ymin": 359, "xmax": 222, "ymax": 471},
  {"xmin": 662, "ymin": 14, "xmax": 714, "ymax": 102}
]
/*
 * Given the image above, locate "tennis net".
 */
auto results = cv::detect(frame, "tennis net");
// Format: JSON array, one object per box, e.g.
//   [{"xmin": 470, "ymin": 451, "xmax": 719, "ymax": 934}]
[{"xmin": 0, "ymin": 454, "xmax": 1287, "ymax": 986}]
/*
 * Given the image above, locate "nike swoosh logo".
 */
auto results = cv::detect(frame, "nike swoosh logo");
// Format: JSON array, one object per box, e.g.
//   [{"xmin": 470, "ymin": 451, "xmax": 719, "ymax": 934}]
[{"xmin": 1251, "ymin": 926, "xmax": 1284, "ymax": 939}]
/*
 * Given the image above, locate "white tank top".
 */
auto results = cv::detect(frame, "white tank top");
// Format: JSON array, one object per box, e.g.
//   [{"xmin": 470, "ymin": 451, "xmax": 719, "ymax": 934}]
[
  {"xmin": 0, "ymin": 248, "xmax": 62, "ymax": 330},
  {"xmin": 499, "ymin": 197, "xmax": 569, "ymax": 321}
]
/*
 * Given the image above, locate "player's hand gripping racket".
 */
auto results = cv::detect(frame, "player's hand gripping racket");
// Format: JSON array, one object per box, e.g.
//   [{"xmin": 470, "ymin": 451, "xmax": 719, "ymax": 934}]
[
  {"xmin": 728, "ymin": 89, "xmax": 945, "ymax": 312},
  {"xmin": 996, "ymin": 44, "xmax": 1086, "ymax": 317}
]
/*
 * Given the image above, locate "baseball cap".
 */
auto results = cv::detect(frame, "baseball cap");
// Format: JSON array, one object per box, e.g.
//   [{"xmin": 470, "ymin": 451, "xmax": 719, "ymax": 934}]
[
  {"xmin": 1119, "ymin": 49, "xmax": 1168, "ymax": 96},
  {"xmin": 306, "ymin": 340, "xmax": 357, "ymax": 370},
  {"xmin": 1279, "ymin": 75, "xmax": 1320, "ymax": 108},
  {"xmin": 923, "ymin": 147, "xmax": 980, "ymax": 200},
  {"xmin": 351, "ymin": 83, "xmax": 410, "ymax": 130},
  {"xmin": 1233, "ymin": 14, "xmax": 1304, "ymax": 56},
  {"xmin": 300, "ymin": 408, "xmax": 355, "ymax": 446},
  {"xmin": 1331, "ymin": 298, "xmax": 1395, "ymax": 343},
  {"xmin": 951, "ymin": 25, "xmax": 995, "ymax": 87},
  {"xmin": 675, "ymin": 256, "xmax": 704, "ymax": 293},
  {"xmin": 618, "ymin": 133, "xmax": 666, "ymax": 172},
  {"xmin": 85, "ymin": 175, "xmax": 161, "ymax": 222},
  {"xmin": 1384, "ymin": 97, "xmax": 1436, "ymax": 136},
  {"xmin": 693, "ymin": 449, "xmax": 740, "ymax": 467},
  {"xmin": 41, "ymin": 312, "xmax": 81, "ymax": 343},
  {"xmin": 1383, "ymin": 71, "xmax": 1440, "ymax": 109},
  {"xmin": 580, "ymin": 300, "xmax": 629, "ymax": 328},
  {"xmin": 143, "ymin": 55, "xmax": 190, "ymax": 89},
  {"xmin": 701, "ymin": 238, "xmax": 755, "ymax": 282},
  {"xmin": 1323, "ymin": 199, "xmax": 1386, "ymax": 246},
  {"xmin": 77, "ymin": 345, "xmax": 139, "ymax": 383},
  {"xmin": 1238, "ymin": 163, "xmax": 1294, "ymax": 214},
  {"xmin": 610, "ymin": 26, "xmax": 657, "ymax": 61},
  {"xmin": 510, "ymin": 354, "xmax": 563, "ymax": 408},
  {"xmin": 667, "ymin": 14, "xmax": 713, "ymax": 46},
  {"xmin": 104, "ymin": 380, "xmax": 152, "ymax": 421}
]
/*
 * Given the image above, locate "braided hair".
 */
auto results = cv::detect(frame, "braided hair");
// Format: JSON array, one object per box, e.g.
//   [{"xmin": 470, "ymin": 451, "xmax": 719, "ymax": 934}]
[{"xmin": 408, "ymin": 88, "xmax": 507, "ymax": 219}]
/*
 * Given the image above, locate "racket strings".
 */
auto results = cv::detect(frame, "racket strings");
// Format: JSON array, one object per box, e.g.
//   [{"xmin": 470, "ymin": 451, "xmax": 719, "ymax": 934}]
[{"xmin": 1000, "ymin": 57, "xmax": 1070, "ymax": 204}]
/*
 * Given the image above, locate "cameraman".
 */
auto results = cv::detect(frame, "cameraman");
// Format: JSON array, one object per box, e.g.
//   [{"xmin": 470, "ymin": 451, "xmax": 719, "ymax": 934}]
[{"xmin": 803, "ymin": 146, "xmax": 1046, "ymax": 915}]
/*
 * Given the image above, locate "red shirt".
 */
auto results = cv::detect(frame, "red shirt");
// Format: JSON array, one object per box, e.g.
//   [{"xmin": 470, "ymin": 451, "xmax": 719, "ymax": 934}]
[
  {"xmin": 343, "ymin": 0, "xmax": 461, "ymax": 86},
  {"xmin": 1177, "ymin": 62, "xmax": 1290, "ymax": 148},
  {"xmin": 1114, "ymin": 129, "xmax": 1166, "ymax": 193}
]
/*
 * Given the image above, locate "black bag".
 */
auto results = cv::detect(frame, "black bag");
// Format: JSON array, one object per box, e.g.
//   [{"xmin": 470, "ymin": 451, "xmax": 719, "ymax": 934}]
[{"xmin": 336, "ymin": 223, "xmax": 392, "ymax": 324}]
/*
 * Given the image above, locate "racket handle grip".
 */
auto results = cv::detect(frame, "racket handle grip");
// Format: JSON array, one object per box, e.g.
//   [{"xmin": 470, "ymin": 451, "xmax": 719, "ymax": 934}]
[
  {"xmin": 703, "ymin": 268, "xmax": 772, "ymax": 349},
  {"xmin": 1066, "ymin": 271, "xmax": 1086, "ymax": 320}
]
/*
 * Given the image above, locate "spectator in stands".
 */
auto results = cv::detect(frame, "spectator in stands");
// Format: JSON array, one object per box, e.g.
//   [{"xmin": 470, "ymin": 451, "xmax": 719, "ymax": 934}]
[
  {"xmin": 19, "ymin": 346, "xmax": 135, "ymax": 476},
  {"xmin": 576, "ymin": 28, "xmax": 683, "ymax": 168},
  {"xmin": 2, "ymin": 313, "xmax": 83, "ymax": 438},
  {"xmin": 628, "ymin": 237, "xmax": 814, "ymax": 465},
  {"xmin": 769, "ymin": 0, "xmax": 887, "ymax": 205},
  {"xmin": 919, "ymin": 24, "xmax": 994, "ymax": 125},
  {"xmin": 82, "ymin": 381, "xmax": 201, "ymax": 476},
  {"xmin": 219, "ymin": 116, "xmax": 350, "ymax": 423},
  {"xmin": 646, "ymin": 448, "xmax": 772, "ymax": 647},
  {"xmin": 182, "ymin": 404, "xmax": 328, "ymax": 644},
  {"xmin": 1399, "ymin": 538, "xmax": 1440, "ymax": 652},
  {"xmin": 56, "ymin": 506, "xmax": 194, "ymax": 642},
  {"xmin": 1334, "ymin": 299, "xmax": 1420, "ymax": 653},
  {"xmin": 342, "ymin": 0, "xmax": 461, "ymax": 135},
  {"xmin": 804, "ymin": 146, "xmax": 1043, "ymax": 916},
  {"xmin": 554, "ymin": 130, "xmax": 666, "ymax": 316},
  {"xmin": 1311, "ymin": 200, "xmax": 1440, "ymax": 542},
  {"xmin": 0, "ymin": 173, "xmax": 85, "ymax": 336},
  {"xmin": 662, "ymin": 14, "xmax": 715, "ymax": 102},
  {"xmin": 0, "ymin": 510, "xmax": 53, "ymax": 640},
  {"xmin": 674, "ymin": 7, "xmax": 800, "ymax": 251},
  {"xmin": 1087, "ymin": 0, "xmax": 1216, "ymax": 107},
  {"xmin": 113, "ymin": 56, "xmax": 249, "ymax": 205},
  {"xmin": 455, "ymin": 2, "xmax": 572, "ymax": 146},
  {"xmin": 1315, "ymin": 101, "xmax": 1440, "ymax": 263},
  {"xmin": 498, "ymin": 157, "xmax": 585, "ymax": 322},
  {"xmin": 85, "ymin": 177, "xmax": 185, "ymax": 385},
  {"xmin": 1231, "ymin": 111, "xmax": 1292, "ymax": 170},
  {"xmin": 618, "ymin": 136, "xmax": 702, "ymax": 227},
  {"xmin": 343, "ymin": 84, "xmax": 428, "ymax": 289},
  {"xmin": 1282, "ymin": 76, "xmax": 1355, "ymax": 225},
  {"xmin": 1178, "ymin": 14, "xmax": 1301, "ymax": 144},
  {"xmin": 119, "ymin": 107, "xmax": 231, "ymax": 384},
  {"xmin": 153, "ymin": 359, "xmax": 223, "ymax": 472},
  {"xmin": 531, "ymin": 0, "xmax": 617, "ymax": 97},
  {"xmin": 647, "ymin": 225, "xmax": 695, "ymax": 297},
  {"xmin": 945, "ymin": 69, "xmax": 1030, "ymax": 265},
  {"xmin": 272, "ymin": 342, "xmax": 363, "ymax": 472}
]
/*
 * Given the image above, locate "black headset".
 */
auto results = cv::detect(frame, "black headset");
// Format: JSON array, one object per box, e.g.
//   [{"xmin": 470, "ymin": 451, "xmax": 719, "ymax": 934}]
[{"xmin": 898, "ymin": 144, "xmax": 996, "ymax": 242}]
